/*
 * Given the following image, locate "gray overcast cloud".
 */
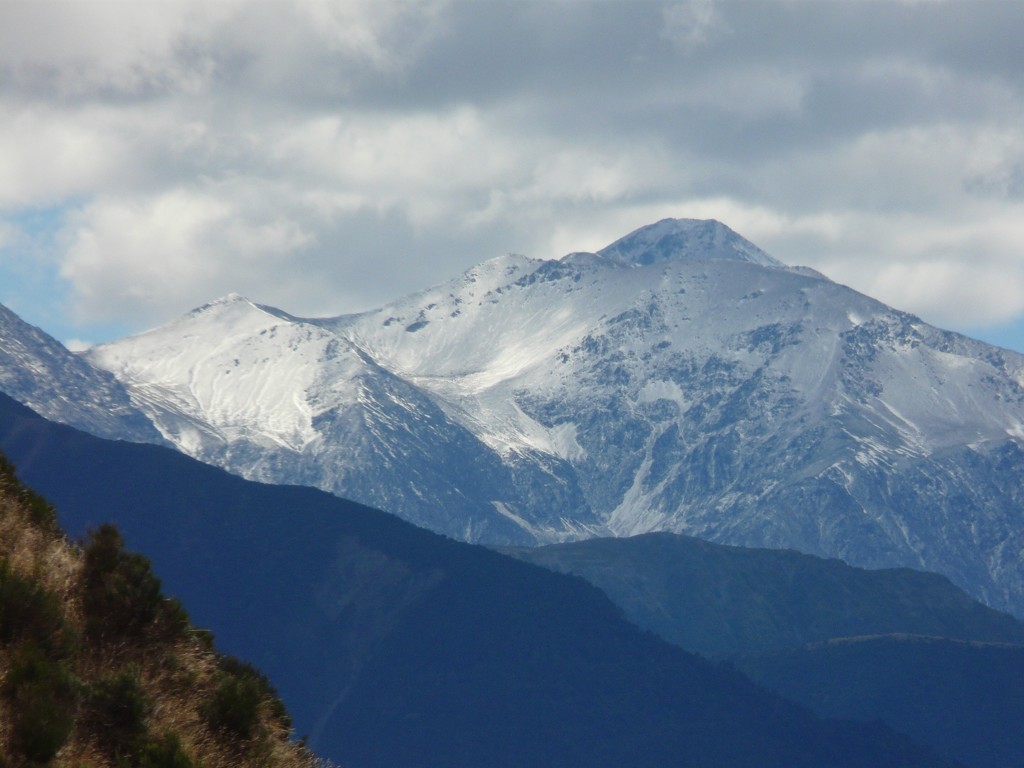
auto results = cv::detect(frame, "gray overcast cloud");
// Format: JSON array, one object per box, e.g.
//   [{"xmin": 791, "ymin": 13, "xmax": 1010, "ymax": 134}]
[{"xmin": 1, "ymin": 0, "xmax": 1023, "ymax": 348}]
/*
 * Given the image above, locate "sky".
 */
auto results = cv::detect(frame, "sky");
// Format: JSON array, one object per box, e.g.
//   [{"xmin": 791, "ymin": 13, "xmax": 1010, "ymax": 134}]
[{"xmin": 2, "ymin": 0, "xmax": 1024, "ymax": 352}]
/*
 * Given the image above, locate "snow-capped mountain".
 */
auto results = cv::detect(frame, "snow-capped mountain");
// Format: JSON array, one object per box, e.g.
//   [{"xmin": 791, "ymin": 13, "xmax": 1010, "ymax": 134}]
[
  {"xmin": 0, "ymin": 302, "xmax": 161, "ymax": 443},
  {"xmin": 18, "ymin": 218, "xmax": 1024, "ymax": 616},
  {"xmin": 83, "ymin": 293, "xmax": 601, "ymax": 543}
]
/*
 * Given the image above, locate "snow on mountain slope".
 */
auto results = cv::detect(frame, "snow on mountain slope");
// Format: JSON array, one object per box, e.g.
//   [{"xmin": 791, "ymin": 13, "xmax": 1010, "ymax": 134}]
[
  {"xmin": 86, "ymin": 293, "xmax": 600, "ymax": 543},
  {"xmin": 81, "ymin": 218, "xmax": 1024, "ymax": 615},
  {"xmin": 87, "ymin": 294, "xmax": 326, "ymax": 454},
  {"xmin": 598, "ymin": 217, "xmax": 783, "ymax": 267},
  {"xmin": 0, "ymin": 302, "xmax": 161, "ymax": 443},
  {"xmin": 326, "ymin": 222, "xmax": 1022, "ymax": 474}
]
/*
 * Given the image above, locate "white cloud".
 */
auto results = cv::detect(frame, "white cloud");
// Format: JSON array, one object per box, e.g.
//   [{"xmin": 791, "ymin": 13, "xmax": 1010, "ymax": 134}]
[
  {"xmin": 59, "ymin": 189, "xmax": 311, "ymax": 325},
  {"xmin": 662, "ymin": 0, "xmax": 728, "ymax": 52},
  {"xmin": 0, "ymin": 0, "xmax": 448, "ymax": 101},
  {"xmin": 63, "ymin": 338, "xmax": 92, "ymax": 353},
  {"xmin": 756, "ymin": 202, "xmax": 1024, "ymax": 328},
  {"xmin": 1, "ymin": 0, "xmax": 1024, "ymax": 347},
  {"xmin": 269, "ymin": 107, "xmax": 522, "ymax": 203},
  {"xmin": 294, "ymin": 0, "xmax": 449, "ymax": 69},
  {"xmin": 0, "ymin": 105, "xmax": 114, "ymax": 206},
  {"xmin": 0, "ymin": 0, "xmax": 233, "ymax": 97},
  {"xmin": 674, "ymin": 67, "xmax": 808, "ymax": 119},
  {"xmin": 870, "ymin": 259, "xmax": 1024, "ymax": 328}
]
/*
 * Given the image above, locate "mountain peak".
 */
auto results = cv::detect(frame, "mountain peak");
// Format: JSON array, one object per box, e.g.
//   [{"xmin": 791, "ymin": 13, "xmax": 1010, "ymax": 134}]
[
  {"xmin": 597, "ymin": 218, "xmax": 784, "ymax": 268},
  {"xmin": 188, "ymin": 294, "xmax": 297, "ymax": 324},
  {"xmin": 196, "ymin": 293, "xmax": 258, "ymax": 312}
]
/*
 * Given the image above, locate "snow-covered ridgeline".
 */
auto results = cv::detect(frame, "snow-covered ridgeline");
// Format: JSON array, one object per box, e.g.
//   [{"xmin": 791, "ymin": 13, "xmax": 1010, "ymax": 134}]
[{"xmin": 11, "ymin": 217, "xmax": 1024, "ymax": 616}]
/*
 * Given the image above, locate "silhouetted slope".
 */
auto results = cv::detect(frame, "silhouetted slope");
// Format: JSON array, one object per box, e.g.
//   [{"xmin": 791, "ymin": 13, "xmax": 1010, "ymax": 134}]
[
  {"xmin": 506, "ymin": 532, "xmax": 1024, "ymax": 768},
  {"xmin": 0, "ymin": 392, "xmax": 956, "ymax": 768},
  {"xmin": 504, "ymin": 532, "xmax": 1024, "ymax": 655},
  {"xmin": 736, "ymin": 636, "xmax": 1024, "ymax": 768}
]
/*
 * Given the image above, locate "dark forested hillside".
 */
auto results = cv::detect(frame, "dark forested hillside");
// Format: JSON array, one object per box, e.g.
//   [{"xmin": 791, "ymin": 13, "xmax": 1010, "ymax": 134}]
[
  {"xmin": 505, "ymin": 529, "xmax": 1024, "ymax": 768},
  {"xmin": 0, "ymin": 392, "xmax": 957, "ymax": 768},
  {"xmin": 503, "ymin": 532, "xmax": 1024, "ymax": 656},
  {"xmin": 735, "ymin": 636, "xmax": 1024, "ymax": 768}
]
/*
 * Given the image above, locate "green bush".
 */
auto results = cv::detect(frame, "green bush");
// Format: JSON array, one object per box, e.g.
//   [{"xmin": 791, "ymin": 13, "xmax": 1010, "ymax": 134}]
[
  {"xmin": 217, "ymin": 656, "xmax": 290, "ymax": 729},
  {"xmin": 6, "ymin": 644, "xmax": 81, "ymax": 764},
  {"xmin": 201, "ymin": 668, "xmax": 264, "ymax": 740},
  {"xmin": 0, "ymin": 453, "xmax": 59, "ymax": 533},
  {"xmin": 155, "ymin": 595, "xmax": 191, "ymax": 640},
  {"xmin": 132, "ymin": 733, "xmax": 194, "ymax": 768},
  {"xmin": 0, "ymin": 561, "xmax": 74, "ymax": 655},
  {"xmin": 84, "ymin": 667, "xmax": 152, "ymax": 757},
  {"xmin": 81, "ymin": 524, "xmax": 187, "ymax": 641},
  {"xmin": 13, "ymin": 690, "xmax": 77, "ymax": 764}
]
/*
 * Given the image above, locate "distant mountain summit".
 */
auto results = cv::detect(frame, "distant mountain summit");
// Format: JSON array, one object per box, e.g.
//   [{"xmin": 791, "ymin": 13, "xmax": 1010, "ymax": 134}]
[
  {"xmin": 3, "ymin": 218, "xmax": 1024, "ymax": 617},
  {"xmin": 596, "ymin": 218, "xmax": 783, "ymax": 267}
]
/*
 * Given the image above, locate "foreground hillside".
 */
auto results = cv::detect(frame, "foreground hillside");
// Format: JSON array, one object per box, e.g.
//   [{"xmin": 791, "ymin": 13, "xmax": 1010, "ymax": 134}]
[
  {"xmin": 0, "ymin": 453, "xmax": 316, "ymax": 768},
  {"xmin": 0, "ymin": 393, "xmax": 956, "ymax": 768}
]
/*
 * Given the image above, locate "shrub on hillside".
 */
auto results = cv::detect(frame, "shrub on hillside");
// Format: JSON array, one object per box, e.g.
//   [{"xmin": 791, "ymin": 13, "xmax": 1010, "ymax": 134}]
[
  {"xmin": 202, "ymin": 673, "xmax": 263, "ymax": 740},
  {"xmin": 0, "ymin": 561, "xmax": 73, "ymax": 655},
  {"xmin": 0, "ymin": 454, "xmax": 59, "ymax": 533},
  {"xmin": 0, "ymin": 454, "xmax": 312, "ymax": 768},
  {"xmin": 134, "ymin": 732, "xmax": 194, "ymax": 768},
  {"xmin": 5, "ymin": 643, "xmax": 81, "ymax": 764},
  {"xmin": 81, "ymin": 524, "xmax": 188, "ymax": 641},
  {"xmin": 218, "ymin": 656, "xmax": 292, "ymax": 729},
  {"xmin": 83, "ymin": 667, "xmax": 152, "ymax": 757}
]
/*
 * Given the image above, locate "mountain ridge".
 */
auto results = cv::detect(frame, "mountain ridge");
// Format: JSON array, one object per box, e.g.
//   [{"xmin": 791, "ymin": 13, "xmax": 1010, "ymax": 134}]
[
  {"xmin": 3, "ymin": 217, "xmax": 1024, "ymax": 615},
  {"xmin": 734, "ymin": 634, "xmax": 1024, "ymax": 768},
  {"xmin": 502, "ymin": 530, "xmax": 1024, "ymax": 768},
  {"xmin": 0, "ymin": 302, "xmax": 162, "ymax": 444},
  {"xmin": 501, "ymin": 531, "xmax": 1024, "ymax": 656},
  {"xmin": 596, "ymin": 218, "xmax": 785, "ymax": 268}
]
